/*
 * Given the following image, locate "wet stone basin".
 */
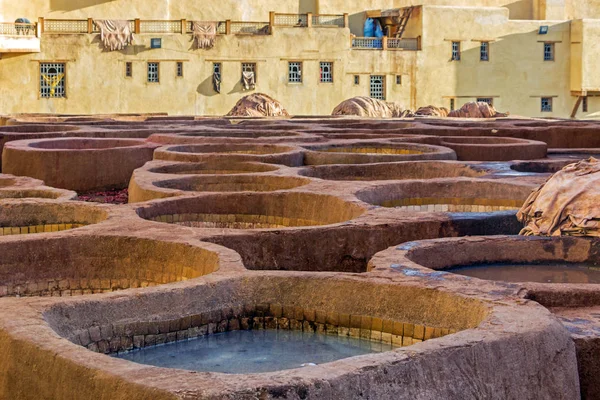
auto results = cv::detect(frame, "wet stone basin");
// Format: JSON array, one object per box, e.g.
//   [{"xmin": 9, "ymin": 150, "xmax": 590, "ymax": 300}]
[
  {"xmin": 115, "ymin": 329, "xmax": 396, "ymax": 374},
  {"xmin": 447, "ymin": 263, "xmax": 600, "ymax": 284}
]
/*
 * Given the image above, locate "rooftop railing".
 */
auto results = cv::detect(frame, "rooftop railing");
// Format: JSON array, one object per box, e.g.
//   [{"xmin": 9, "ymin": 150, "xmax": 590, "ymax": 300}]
[
  {"xmin": 38, "ymin": 18, "xmax": 270, "ymax": 36},
  {"xmin": 352, "ymin": 36, "xmax": 420, "ymax": 51},
  {"xmin": 271, "ymin": 12, "xmax": 347, "ymax": 28},
  {"xmin": 0, "ymin": 22, "xmax": 37, "ymax": 36}
]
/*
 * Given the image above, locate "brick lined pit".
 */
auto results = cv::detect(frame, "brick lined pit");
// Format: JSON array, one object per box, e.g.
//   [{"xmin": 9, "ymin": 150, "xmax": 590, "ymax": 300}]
[
  {"xmin": 136, "ymin": 192, "xmax": 365, "ymax": 229},
  {"xmin": 0, "ymin": 200, "xmax": 107, "ymax": 236},
  {"xmin": 0, "ymin": 235, "xmax": 219, "ymax": 297},
  {"xmin": 356, "ymin": 179, "xmax": 534, "ymax": 212}
]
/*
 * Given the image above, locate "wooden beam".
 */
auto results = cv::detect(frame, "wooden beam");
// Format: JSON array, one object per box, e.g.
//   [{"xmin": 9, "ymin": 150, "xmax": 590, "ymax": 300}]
[{"xmin": 571, "ymin": 96, "xmax": 583, "ymax": 119}]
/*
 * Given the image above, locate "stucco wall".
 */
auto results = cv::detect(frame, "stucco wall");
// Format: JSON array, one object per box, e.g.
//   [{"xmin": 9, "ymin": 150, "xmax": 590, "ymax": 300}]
[
  {"xmin": 417, "ymin": 6, "xmax": 573, "ymax": 118},
  {"xmin": 0, "ymin": 27, "xmax": 416, "ymax": 116}
]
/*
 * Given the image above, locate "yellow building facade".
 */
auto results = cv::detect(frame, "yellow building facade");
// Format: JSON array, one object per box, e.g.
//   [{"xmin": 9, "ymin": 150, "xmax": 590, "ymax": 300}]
[{"xmin": 0, "ymin": 0, "xmax": 599, "ymax": 117}]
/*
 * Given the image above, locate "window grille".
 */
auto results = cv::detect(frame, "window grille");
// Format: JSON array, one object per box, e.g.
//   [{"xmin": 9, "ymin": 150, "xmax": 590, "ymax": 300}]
[
  {"xmin": 40, "ymin": 63, "xmax": 66, "ymax": 98},
  {"xmin": 213, "ymin": 63, "xmax": 222, "ymax": 80},
  {"xmin": 288, "ymin": 62, "xmax": 302, "ymax": 83},
  {"xmin": 242, "ymin": 63, "xmax": 256, "ymax": 76},
  {"xmin": 477, "ymin": 97, "xmax": 493, "ymax": 106},
  {"xmin": 451, "ymin": 41, "xmax": 461, "ymax": 61},
  {"xmin": 354, "ymin": 75, "xmax": 360, "ymax": 85},
  {"xmin": 176, "ymin": 62, "xmax": 183, "ymax": 77},
  {"xmin": 541, "ymin": 97, "xmax": 553, "ymax": 112},
  {"xmin": 370, "ymin": 75, "xmax": 385, "ymax": 100},
  {"xmin": 147, "ymin": 62, "xmax": 159, "ymax": 83},
  {"xmin": 450, "ymin": 98, "xmax": 455, "ymax": 110},
  {"xmin": 125, "ymin": 62, "xmax": 132, "ymax": 77},
  {"xmin": 544, "ymin": 43, "xmax": 554, "ymax": 61},
  {"xmin": 480, "ymin": 42, "xmax": 489, "ymax": 61},
  {"xmin": 320, "ymin": 62, "xmax": 333, "ymax": 83},
  {"xmin": 396, "ymin": 75, "xmax": 402, "ymax": 85}
]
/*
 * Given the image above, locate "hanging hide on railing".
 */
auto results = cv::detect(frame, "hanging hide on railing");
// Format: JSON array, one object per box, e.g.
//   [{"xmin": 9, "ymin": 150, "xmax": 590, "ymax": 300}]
[
  {"xmin": 192, "ymin": 21, "xmax": 217, "ymax": 49},
  {"xmin": 213, "ymin": 71, "xmax": 221, "ymax": 93},
  {"xmin": 242, "ymin": 71, "xmax": 255, "ymax": 90},
  {"xmin": 93, "ymin": 20, "xmax": 134, "ymax": 51}
]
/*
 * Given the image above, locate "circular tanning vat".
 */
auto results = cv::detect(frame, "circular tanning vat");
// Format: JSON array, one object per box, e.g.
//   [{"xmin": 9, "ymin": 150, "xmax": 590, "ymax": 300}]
[
  {"xmin": 510, "ymin": 159, "xmax": 574, "ymax": 174},
  {"xmin": 356, "ymin": 179, "xmax": 533, "ymax": 212},
  {"xmin": 153, "ymin": 175, "xmax": 311, "ymax": 193},
  {"xmin": 153, "ymin": 144, "xmax": 303, "ymax": 167},
  {"xmin": 382, "ymin": 235, "xmax": 600, "ymax": 285},
  {"xmin": 0, "ymin": 124, "xmax": 81, "ymax": 133},
  {"xmin": 300, "ymin": 161, "xmax": 486, "ymax": 181},
  {"xmin": 136, "ymin": 192, "xmax": 365, "ymax": 230},
  {"xmin": 2, "ymin": 138, "xmax": 159, "ymax": 192},
  {"xmin": 303, "ymin": 142, "xmax": 456, "ymax": 165},
  {"xmin": 147, "ymin": 161, "xmax": 279, "ymax": 175},
  {"xmin": 31, "ymin": 274, "xmax": 578, "ymax": 399},
  {"xmin": 0, "ymin": 235, "xmax": 220, "ymax": 297},
  {"xmin": 437, "ymin": 136, "xmax": 548, "ymax": 161},
  {"xmin": 0, "ymin": 200, "xmax": 107, "ymax": 237}
]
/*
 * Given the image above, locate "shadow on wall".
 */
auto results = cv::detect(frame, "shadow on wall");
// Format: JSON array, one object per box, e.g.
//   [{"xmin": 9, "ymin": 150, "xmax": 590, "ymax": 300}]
[
  {"xmin": 299, "ymin": 0, "xmax": 317, "ymax": 14},
  {"xmin": 447, "ymin": 22, "xmax": 574, "ymax": 116},
  {"xmin": 504, "ymin": 0, "xmax": 534, "ymax": 20},
  {"xmin": 50, "ymin": 0, "xmax": 114, "ymax": 12}
]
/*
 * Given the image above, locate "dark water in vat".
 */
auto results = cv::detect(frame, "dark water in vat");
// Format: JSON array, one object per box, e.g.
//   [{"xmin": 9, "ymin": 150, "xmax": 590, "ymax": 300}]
[
  {"xmin": 115, "ymin": 330, "xmax": 395, "ymax": 374},
  {"xmin": 448, "ymin": 263, "xmax": 600, "ymax": 283}
]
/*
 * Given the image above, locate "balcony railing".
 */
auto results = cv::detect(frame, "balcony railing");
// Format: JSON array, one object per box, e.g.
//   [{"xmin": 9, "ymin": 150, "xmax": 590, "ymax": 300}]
[
  {"xmin": 274, "ymin": 13, "xmax": 308, "ymax": 27},
  {"xmin": 0, "ymin": 22, "xmax": 37, "ymax": 36},
  {"xmin": 352, "ymin": 37, "xmax": 383, "ymax": 49},
  {"xmin": 271, "ymin": 12, "xmax": 346, "ymax": 28},
  {"xmin": 388, "ymin": 38, "xmax": 419, "ymax": 51},
  {"xmin": 39, "ymin": 18, "xmax": 270, "ymax": 36},
  {"xmin": 352, "ymin": 36, "xmax": 420, "ymax": 51},
  {"xmin": 312, "ymin": 14, "xmax": 345, "ymax": 27},
  {"xmin": 230, "ymin": 21, "xmax": 270, "ymax": 35},
  {"xmin": 139, "ymin": 20, "xmax": 182, "ymax": 33}
]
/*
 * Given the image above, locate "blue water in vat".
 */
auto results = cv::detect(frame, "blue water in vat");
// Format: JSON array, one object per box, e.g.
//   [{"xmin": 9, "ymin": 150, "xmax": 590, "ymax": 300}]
[{"xmin": 115, "ymin": 330, "xmax": 396, "ymax": 374}]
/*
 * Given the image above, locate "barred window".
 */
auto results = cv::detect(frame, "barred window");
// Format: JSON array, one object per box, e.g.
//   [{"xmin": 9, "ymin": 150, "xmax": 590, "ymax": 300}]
[
  {"xmin": 583, "ymin": 96, "xmax": 588, "ymax": 112},
  {"xmin": 370, "ymin": 75, "xmax": 385, "ymax": 100},
  {"xmin": 480, "ymin": 42, "xmax": 489, "ymax": 61},
  {"xmin": 541, "ymin": 97, "xmax": 552, "ymax": 112},
  {"xmin": 40, "ymin": 63, "xmax": 66, "ymax": 98},
  {"xmin": 544, "ymin": 43, "xmax": 554, "ymax": 61},
  {"xmin": 396, "ymin": 75, "xmax": 402, "ymax": 85},
  {"xmin": 477, "ymin": 97, "xmax": 493, "ymax": 106},
  {"xmin": 176, "ymin": 62, "xmax": 183, "ymax": 77},
  {"xmin": 354, "ymin": 75, "xmax": 360, "ymax": 85},
  {"xmin": 450, "ymin": 98, "xmax": 455, "ymax": 110},
  {"xmin": 320, "ymin": 62, "xmax": 333, "ymax": 83},
  {"xmin": 147, "ymin": 62, "xmax": 159, "ymax": 83},
  {"xmin": 242, "ymin": 63, "xmax": 256, "ymax": 77},
  {"xmin": 213, "ymin": 63, "xmax": 222, "ymax": 80},
  {"xmin": 288, "ymin": 62, "xmax": 302, "ymax": 83},
  {"xmin": 451, "ymin": 41, "xmax": 461, "ymax": 61},
  {"xmin": 125, "ymin": 62, "xmax": 132, "ymax": 78}
]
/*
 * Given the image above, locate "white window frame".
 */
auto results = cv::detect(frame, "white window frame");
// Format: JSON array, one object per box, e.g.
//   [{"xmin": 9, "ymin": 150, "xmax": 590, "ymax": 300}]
[
  {"xmin": 477, "ymin": 97, "xmax": 493, "ymax": 106},
  {"xmin": 288, "ymin": 61, "xmax": 302, "ymax": 83},
  {"xmin": 480, "ymin": 41, "xmax": 489, "ymax": 61},
  {"xmin": 40, "ymin": 62, "xmax": 66, "ymax": 98},
  {"xmin": 541, "ymin": 97, "xmax": 553, "ymax": 112},
  {"xmin": 544, "ymin": 43, "xmax": 554, "ymax": 61},
  {"xmin": 451, "ymin": 41, "xmax": 461, "ymax": 61},
  {"xmin": 370, "ymin": 75, "xmax": 385, "ymax": 100},
  {"xmin": 147, "ymin": 62, "xmax": 160, "ymax": 83},
  {"xmin": 320, "ymin": 62, "xmax": 333, "ymax": 83}
]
